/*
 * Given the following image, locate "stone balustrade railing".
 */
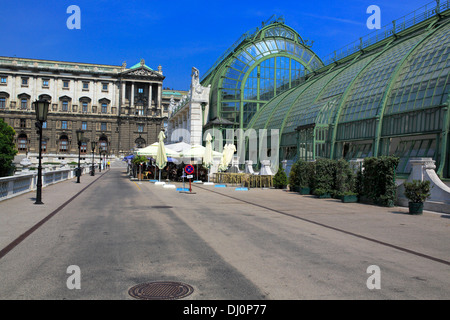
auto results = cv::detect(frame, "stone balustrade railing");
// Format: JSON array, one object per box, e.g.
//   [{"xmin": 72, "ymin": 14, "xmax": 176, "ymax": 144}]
[{"xmin": 0, "ymin": 166, "xmax": 89, "ymax": 202}]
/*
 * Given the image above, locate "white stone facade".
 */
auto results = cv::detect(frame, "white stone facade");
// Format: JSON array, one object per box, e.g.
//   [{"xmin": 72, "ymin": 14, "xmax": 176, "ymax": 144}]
[{"xmin": 167, "ymin": 67, "xmax": 211, "ymax": 146}]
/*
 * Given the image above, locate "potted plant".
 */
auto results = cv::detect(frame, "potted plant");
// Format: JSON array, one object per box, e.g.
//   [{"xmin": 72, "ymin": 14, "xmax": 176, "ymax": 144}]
[
  {"xmin": 341, "ymin": 191, "xmax": 358, "ymax": 203},
  {"xmin": 403, "ymin": 180, "xmax": 431, "ymax": 215},
  {"xmin": 313, "ymin": 188, "xmax": 331, "ymax": 198}
]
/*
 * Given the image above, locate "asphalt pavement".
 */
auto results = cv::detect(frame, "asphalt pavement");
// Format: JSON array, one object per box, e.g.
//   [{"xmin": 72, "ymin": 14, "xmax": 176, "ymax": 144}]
[{"xmin": 0, "ymin": 163, "xmax": 449, "ymax": 300}]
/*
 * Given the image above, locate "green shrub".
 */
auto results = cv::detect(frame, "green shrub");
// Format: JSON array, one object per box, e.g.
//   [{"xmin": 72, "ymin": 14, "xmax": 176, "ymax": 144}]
[
  {"xmin": 335, "ymin": 159, "xmax": 355, "ymax": 194},
  {"xmin": 314, "ymin": 159, "xmax": 335, "ymax": 195},
  {"xmin": 289, "ymin": 159, "xmax": 312, "ymax": 189},
  {"xmin": 362, "ymin": 156, "xmax": 399, "ymax": 207},
  {"xmin": 288, "ymin": 161, "xmax": 300, "ymax": 189},
  {"xmin": 273, "ymin": 165, "xmax": 288, "ymax": 189},
  {"xmin": 404, "ymin": 180, "xmax": 431, "ymax": 203}
]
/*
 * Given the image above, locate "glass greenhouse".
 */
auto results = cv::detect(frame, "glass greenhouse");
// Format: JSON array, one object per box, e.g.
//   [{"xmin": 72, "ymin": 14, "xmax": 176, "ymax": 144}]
[
  {"xmin": 242, "ymin": 2, "xmax": 450, "ymax": 178},
  {"xmin": 201, "ymin": 15, "xmax": 324, "ymax": 130}
]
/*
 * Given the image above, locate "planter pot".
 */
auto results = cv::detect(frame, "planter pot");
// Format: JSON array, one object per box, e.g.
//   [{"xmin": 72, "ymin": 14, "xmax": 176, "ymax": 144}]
[
  {"xmin": 290, "ymin": 186, "xmax": 300, "ymax": 192},
  {"xmin": 408, "ymin": 202, "xmax": 423, "ymax": 215},
  {"xmin": 341, "ymin": 195, "xmax": 358, "ymax": 203},
  {"xmin": 317, "ymin": 193, "xmax": 331, "ymax": 199},
  {"xmin": 299, "ymin": 187, "xmax": 310, "ymax": 195}
]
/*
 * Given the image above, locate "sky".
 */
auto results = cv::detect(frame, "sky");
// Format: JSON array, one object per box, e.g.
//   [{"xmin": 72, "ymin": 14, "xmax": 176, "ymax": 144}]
[{"xmin": 0, "ymin": 0, "xmax": 433, "ymax": 91}]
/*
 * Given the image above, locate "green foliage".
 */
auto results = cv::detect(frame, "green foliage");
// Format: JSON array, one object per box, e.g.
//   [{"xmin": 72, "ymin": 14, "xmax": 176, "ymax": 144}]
[
  {"xmin": 132, "ymin": 155, "xmax": 148, "ymax": 165},
  {"xmin": 404, "ymin": 180, "xmax": 431, "ymax": 203},
  {"xmin": 288, "ymin": 160, "xmax": 300, "ymax": 188},
  {"xmin": 312, "ymin": 188, "xmax": 330, "ymax": 197},
  {"xmin": 314, "ymin": 159, "xmax": 336, "ymax": 194},
  {"xmin": 0, "ymin": 119, "xmax": 18, "ymax": 177},
  {"xmin": 335, "ymin": 159, "xmax": 355, "ymax": 194},
  {"xmin": 273, "ymin": 165, "xmax": 288, "ymax": 189},
  {"xmin": 362, "ymin": 156, "xmax": 399, "ymax": 207},
  {"xmin": 289, "ymin": 159, "xmax": 312, "ymax": 188}
]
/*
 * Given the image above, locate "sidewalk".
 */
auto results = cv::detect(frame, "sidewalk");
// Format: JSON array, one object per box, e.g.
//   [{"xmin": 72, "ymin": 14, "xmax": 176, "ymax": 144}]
[{"xmin": 0, "ymin": 169, "xmax": 108, "ymax": 252}]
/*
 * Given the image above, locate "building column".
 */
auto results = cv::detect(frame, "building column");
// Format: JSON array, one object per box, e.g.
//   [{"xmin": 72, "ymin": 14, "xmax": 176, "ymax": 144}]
[
  {"xmin": 131, "ymin": 82, "xmax": 135, "ymax": 107},
  {"xmin": 148, "ymin": 83, "xmax": 153, "ymax": 110},
  {"xmin": 121, "ymin": 81, "xmax": 126, "ymax": 106},
  {"xmin": 157, "ymin": 84, "xmax": 161, "ymax": 110}
]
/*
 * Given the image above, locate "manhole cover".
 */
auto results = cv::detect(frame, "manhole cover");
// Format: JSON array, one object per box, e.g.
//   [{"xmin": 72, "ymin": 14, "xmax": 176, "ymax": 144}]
[{"xmin": 128, "ymin": 281, "xmax": 194, "ymax": 300}]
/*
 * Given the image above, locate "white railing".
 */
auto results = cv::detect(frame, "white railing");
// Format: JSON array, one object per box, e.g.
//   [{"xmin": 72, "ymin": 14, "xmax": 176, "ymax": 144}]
[{"xmin": 0, "ymin": 166, "xmax": 89, "ymax": 202}]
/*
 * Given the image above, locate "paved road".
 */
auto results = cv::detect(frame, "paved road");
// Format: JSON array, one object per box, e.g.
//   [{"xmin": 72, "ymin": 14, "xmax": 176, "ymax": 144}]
[{"xmin": 0, "ymin": 167, "xmax": 449, "ymax": 300}]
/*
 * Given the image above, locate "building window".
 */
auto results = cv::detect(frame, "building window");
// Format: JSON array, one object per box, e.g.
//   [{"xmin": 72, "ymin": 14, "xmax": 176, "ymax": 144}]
[
  {"xmin": 63, "ymin": 80, "xmax": 70, "ymax": 88},
  {"xmin": 61, "ymin": 121, "xmax": 68, "ymax": 129},
  {"xmin": 82, "ymin": 82, "xmax": 89, "ymax": 90},
  {"xmin": 80, "ymin": 142, "xmax": 87, "ymax": 154},
  {"xmin": 100, "ymin": 122, "xmax": 107, "ymax": 131},
  {"xmin": 102, "ymin": 83, "xmax": 108, "ymax": 91},
  {"xmin": 136, "ymin": 106, "xmax": 144, "ymax": 116},
  {"xmin": 82, "ymin": 121, "xmax": 87, "ymax": 130},
  {"xmin": 21, "ymin": 99, "xmax": 28, "ymax": 109},
  {"xmin": 41, "ymin": 140, "xmax": 47, "ymax": 153},
  {"xmin": 99, "ymin": 140, "xmax": 108, "ymax": 152},
  {"xmin": 42, "ymin": 79, "xmax": 49, "ymax": 88},
  {"xmin": 0, "ymin": 97, "xmax": 5, "ymax": 109},
  {"xmin": 0, "ymin": 76, "xmax": 7, "ymax": 84},
  {"xmin": 101, "ymin": 103, "xmax": 107, "ymax": 113},
  {"xmin": 42, "ymin": 121, "xmax": 47, "ymax": 129},
  {"xmin": 20, "ymin": 119, "xmax": 26, "ymax": 128},
  {"xmin": 59, "ymin": 138, "xmax": 68, "ymax": 152},
  {"xmin": 62, "ymin": 101, "xmax": 69, "ymax": 112},
  {"xmin": 82, "ymin": 102, "xmax": 88, "ymax": 113},
  {"xmin": 21, "ymin": 78, "xmax": 28, "ymax": 86},
  {"xmin": 138, "ymin": 87, "xmax": 144, "ymax": 94},
  {"xmin": 137, "ymin": 124, "xmax": 144, "ymax": 133},
  {"xmin": 18, "ymin": 136, "xmax": 28, "ymax": 152}
]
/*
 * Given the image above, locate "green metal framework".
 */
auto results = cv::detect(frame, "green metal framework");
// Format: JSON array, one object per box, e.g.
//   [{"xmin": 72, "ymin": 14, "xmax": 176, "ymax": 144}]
[
  {"xmin": 247, "ymin": 3, "xmax": 450, "ymax": 178},
  {"xmin": 201, "ymin": 17, "xmax": 323, "ymax": 131}
]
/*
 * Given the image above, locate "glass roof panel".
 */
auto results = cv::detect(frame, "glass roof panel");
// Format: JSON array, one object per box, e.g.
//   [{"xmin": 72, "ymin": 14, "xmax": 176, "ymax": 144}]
[
  {"xmin": 339, "ymin": 33, "xmax": 426, "ymax": 123},
  {"xmin": 384, "ymin": 24, "xmax": 450, "ymax": 115}
]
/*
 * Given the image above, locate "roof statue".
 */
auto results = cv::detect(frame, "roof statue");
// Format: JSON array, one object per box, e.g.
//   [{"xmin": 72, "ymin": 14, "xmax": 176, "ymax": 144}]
[{"xmin": 168, "ymin": 96, "xmax": 176, "ymax": 115}]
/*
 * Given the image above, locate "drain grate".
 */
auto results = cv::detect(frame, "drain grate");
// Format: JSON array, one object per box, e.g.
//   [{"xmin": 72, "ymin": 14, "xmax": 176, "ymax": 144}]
[
  {"xmin": 151, "ymin": 206, "xmax": 173, "ymax": 209},
  {"xmin": 128, "ymin": 281, "xmax": 194, "ymax": 300}
]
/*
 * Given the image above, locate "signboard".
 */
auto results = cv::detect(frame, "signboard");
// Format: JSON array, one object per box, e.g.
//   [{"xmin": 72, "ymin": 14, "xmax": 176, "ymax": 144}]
[
  {"xmin": 184, "ymin": 165, "xmax": 195, "ymax": 193},
  {"xmin": 185, "ymin": 165, "xmax": 195, "ymax": 175}
]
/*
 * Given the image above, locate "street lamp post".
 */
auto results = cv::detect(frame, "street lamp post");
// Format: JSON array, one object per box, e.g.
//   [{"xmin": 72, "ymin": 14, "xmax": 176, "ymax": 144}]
[
  {"xmin": 34, "ymin": 100, "xmax": 49, "ymax": 205},
  {"xmin": 76, "ymin": 129, "xmax": 84, "ymax": 183},
  {"xmin": 91, "ymin": 141, "xmax": 97, "ymax": 176}
]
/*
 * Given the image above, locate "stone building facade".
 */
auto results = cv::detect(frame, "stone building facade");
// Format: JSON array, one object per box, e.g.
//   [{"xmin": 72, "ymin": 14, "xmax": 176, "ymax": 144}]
[{"xmin": 0, "ymin": 56, "xmax": 185, "ymax": 164}]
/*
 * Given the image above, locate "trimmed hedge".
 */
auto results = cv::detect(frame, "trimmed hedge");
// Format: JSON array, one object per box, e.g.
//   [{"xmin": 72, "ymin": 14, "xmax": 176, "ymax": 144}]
[
  {"xmin": 362, "ymin": 156, "xmax": 399, "ymax": 207},
  {"xmin": 288, "ymin": 156, "xmax": 399, "ymax": 206}
]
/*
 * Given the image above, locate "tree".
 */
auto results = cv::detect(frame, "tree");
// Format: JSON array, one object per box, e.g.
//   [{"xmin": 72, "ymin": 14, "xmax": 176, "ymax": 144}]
[{"xmin": 0, "ymin": 118, "xmax": 17, "ymax": 177}]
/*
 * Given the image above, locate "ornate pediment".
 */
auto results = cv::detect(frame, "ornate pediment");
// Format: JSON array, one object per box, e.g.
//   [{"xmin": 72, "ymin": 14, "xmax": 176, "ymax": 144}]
[{"xmin": 120, "ymin": 66, "xmax": 165, "ymax": 80}]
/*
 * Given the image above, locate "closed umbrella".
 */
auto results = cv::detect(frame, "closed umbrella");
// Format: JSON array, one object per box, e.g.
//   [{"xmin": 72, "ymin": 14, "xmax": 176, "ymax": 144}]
[
  {"xmin": 219, "ymin": 144, "xmax": 231, "ymax": 171},
  {"xmin": 156, "ymin": 131, "xmax": 168, "ymax": 182},
  {"xmin": 203, "ymin": 133, "xmax": 214, "ymax": 183}
]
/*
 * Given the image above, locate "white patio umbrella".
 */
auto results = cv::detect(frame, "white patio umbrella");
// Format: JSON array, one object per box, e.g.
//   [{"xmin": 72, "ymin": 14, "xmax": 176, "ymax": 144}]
[
  {"xmin": 156, "ymin": 131, "xmax": 168, "ymax": 182},
  {"xmin": 136, "ymin": 142, "xmax": 180, "ymax": 158}
]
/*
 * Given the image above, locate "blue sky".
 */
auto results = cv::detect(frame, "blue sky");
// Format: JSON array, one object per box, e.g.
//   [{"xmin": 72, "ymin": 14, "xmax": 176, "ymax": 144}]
[{"xmin": 0, "ymin": 0, "xmax": 432, "ymax": 90}]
